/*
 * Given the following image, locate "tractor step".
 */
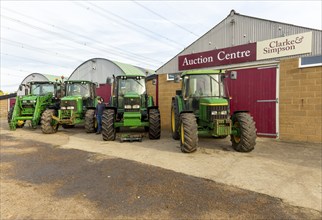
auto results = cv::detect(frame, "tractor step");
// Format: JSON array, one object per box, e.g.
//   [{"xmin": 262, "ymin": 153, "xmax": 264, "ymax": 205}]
[{"xmin": 120, "ymin": 134, "xmax": 143, "ymax": 143}]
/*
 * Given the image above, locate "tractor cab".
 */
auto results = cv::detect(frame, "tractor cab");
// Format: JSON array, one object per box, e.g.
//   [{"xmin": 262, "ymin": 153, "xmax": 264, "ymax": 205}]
[
  {"xmin": 180, "ymin": 70, "xmax": 228, "ymax": 117},
  {"xmin": 114, "ymin": 75, "xmax": 147, "ymax": 113},
  {"xmin": 63, "ymin": 80, "xmax": 96, "ymax": 110}
]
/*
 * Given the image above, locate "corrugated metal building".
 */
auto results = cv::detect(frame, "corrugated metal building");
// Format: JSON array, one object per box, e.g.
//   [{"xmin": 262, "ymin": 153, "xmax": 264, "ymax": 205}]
[
  {"xmin": 68, "ymin": 58, "xmax": 156, "ymax": 103},
  {"xmin": 156, "ymin": 10, "xmax": 322, "ymax": 143}
]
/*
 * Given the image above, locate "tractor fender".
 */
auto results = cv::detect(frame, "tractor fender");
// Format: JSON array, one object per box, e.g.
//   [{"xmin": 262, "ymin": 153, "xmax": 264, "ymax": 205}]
[
  {"xmin": 172, "ymin": 96, "xmax": 184, "ymax": 114},
  {"xmin": 232, "ymin": 110, "xmax": 249, "ymax": 115},
  {"xmin": 180, "ymin": 110, "xmax": 194, "ymax": 115},
  {"xmin": 147, "ymin": 106, "xmax": 159, "ymax": 110},
  {"xmin": 106, "ymin": 106, "xmax": 117, "ymax": 111}
]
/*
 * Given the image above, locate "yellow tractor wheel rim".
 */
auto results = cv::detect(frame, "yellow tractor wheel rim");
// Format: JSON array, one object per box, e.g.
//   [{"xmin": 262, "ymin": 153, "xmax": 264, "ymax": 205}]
[
  {"xmin": 17, "ymin": 120, "xmax": 24, "ymax": 126},
  {"xmin": 171, "ymin": 109, "xmax": 175, "ymax": 132},
  {"xmin": 180, "ymin": 123, "xmax": 185, "ymax": 144}
]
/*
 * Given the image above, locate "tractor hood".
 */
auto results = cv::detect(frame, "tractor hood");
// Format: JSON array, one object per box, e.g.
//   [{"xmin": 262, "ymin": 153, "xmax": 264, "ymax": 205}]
[
  {"xmin": 20, "ymin": 95, "xmax": 38, "ymax": 102},
  {"xmin": 61, "ymin": 96, "xmax": 83, "ymax": 101},
  {"xmin": 124, "ymin": 92, "xmax": 140, "ymax": 98},
  {"xmin": 199, "ymin": 97, "xmax": 228, "ymax": 106}
]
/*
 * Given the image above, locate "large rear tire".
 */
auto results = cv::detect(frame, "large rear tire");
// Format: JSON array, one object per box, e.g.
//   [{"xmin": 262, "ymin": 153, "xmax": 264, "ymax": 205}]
[
  {"xmin": 102, "ymin": 109, "xmax": 116, "ymax": 141},
  {"xmin": 148, "ymin": 108, "xmax": 161, "ymax": 139},
  {"xmin": 41, "ymin": 109, "xmax": 59, "ymax": 134},
  {"xmin": 171, "ymin": 99, "xmax": 180, "ymax": 140},
  {"xmin": 8, "ymin": 107, "xmax": 15, "ymax": 130},
  {"xmin": 180, "ymin": 113, "xmax": 198, "ymax": 153},
  {"xmin": 230, "ymin": 112, "xmax": 257, "ymax": 152},
  {"xmin": 85, "ymin": 109, "xmax": 97, "ymax": 133}
]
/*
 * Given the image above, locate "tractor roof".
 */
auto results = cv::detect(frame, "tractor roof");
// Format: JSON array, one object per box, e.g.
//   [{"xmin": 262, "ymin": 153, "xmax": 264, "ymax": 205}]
[
  {"xmin": 65, "ymin": 80, "xmax": 94, "ymax": 84},
  {"xmin": 181, "ymin": 69, "xmax": 225, "ymax": 76}
]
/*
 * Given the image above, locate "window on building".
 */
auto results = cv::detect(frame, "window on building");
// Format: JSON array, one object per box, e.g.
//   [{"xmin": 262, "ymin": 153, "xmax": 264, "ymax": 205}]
[
  {"xmin": 167, "ymin": 73, "xmax": 181, "ymax": 81},
  {"xmin": 299, "ymin": 55, "xmax": 322, "ymax": 68}
]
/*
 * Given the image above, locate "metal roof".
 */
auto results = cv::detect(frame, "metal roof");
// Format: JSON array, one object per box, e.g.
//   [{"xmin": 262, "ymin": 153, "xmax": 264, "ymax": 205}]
[{"xmin": 69, "ymin": 58, "xmax": 155, "ymax": 83}]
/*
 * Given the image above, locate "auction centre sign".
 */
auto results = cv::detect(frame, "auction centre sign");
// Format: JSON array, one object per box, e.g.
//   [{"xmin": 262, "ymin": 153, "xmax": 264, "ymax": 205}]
[{"xmin": 178, "ymin": 32, "xmax": 312, "ymax": 71}]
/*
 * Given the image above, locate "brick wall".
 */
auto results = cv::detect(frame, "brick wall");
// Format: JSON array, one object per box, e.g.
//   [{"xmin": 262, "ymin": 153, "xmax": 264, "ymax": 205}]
[
  {"xmin": 279, "ymin": 58, "xmax": 322, "ymax": 143},
  {"xmin": 157, "ymin": 74, "xmax": 181, "ymax": 130},
  {"xmin": 0, "ymin": 99, "xmax": 9, "ymax": 119}
]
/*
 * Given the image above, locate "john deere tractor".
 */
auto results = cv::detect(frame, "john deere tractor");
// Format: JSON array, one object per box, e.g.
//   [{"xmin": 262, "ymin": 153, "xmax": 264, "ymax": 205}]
[
  {"xmin": 171, "ymin": 69, "xmax": 256, "ymax": 153},
  {"xmin": 41, "ymin": 80, "xmax": 98, "ymax": 134},
  {"xmin": 101, "ymin": 73, "xmax": 161, "ymax": 141},
  {"xmin": 8, "ymin": 81, "xmax": 62, "ymax": 130}
]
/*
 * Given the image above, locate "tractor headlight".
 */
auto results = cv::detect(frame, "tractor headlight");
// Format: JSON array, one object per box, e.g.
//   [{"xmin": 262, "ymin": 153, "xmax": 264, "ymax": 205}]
[
  {"xmin": 61, "ymin": 107, "xmax": 66, "ymax": 110},
  {"xmin": 211, "ymin": 111, "xmax": 218, "ymax": 115},
  {"xmin": 221, "ymin": 110, "xmax": 227, "ymax": 115},
  {"xmin": 132, "ymin": 105, "xmax": 140, "ymax": 109},
  {"xmin": 67, "ymin": 106, "xmax": 75, "ymax": 110},
  {"xmin": 124, "ymin": 105, "xmax": 132, "ymax": 109},
  {"xmin": 22, "ymin": 100, "xmax": 27, "ymax": 103},
  {"xmin": 31, "ymin": 100, "xmax": 36, "ymax": 103}
]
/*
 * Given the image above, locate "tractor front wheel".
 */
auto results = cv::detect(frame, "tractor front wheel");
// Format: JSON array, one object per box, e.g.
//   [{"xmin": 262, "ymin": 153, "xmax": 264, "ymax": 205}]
[
  {"xmin": 41, "ymin": 109, "xmax": 59, "ymax": 134},
  {"xmin": 102, "ymin": 109, "xmax": 116, "ymax": 141},
  {"xmin": 85, "ymin": 109, "xmax": 97, "ymax": 133},
  {"xmin": 180, "ymin": 113, "xmax": 198, "ymax": 153},
  {"xmin": 148, "ymin": 108, "xmax": 161, "ymax": 139},
  {"xmin": 230, "ymin": 112, "xmax": 256, "ymax": 152}
]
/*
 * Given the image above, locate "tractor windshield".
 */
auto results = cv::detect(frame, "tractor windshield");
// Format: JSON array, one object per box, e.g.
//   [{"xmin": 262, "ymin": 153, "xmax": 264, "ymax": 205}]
[
  {"xmin": 66, "ymin": 83, "xmax": 91, "ymax": 97},
  {"xmin": 184, "ymin": 74, "xmax": 225, "ymax": 98},
  {"xmin": 118, "ymin": 77, "xmax": 146, "ymax": 95},
  {"xmin": 30, "ymin": 83, "xmax": 55, "ymax": 96}
]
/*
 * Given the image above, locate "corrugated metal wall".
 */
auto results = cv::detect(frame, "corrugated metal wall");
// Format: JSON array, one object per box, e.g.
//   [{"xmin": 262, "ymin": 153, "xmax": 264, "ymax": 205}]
[{"xmin": 157, "ymin": 10, "xmax": 322, "ymax": 74}]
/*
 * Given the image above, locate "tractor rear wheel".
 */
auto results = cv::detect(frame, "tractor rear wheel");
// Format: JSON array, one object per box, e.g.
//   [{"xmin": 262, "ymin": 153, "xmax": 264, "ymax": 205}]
[
  {"xmin": 102, "ymin": 109, "xmax": 116, "ymax": 141},
  {"xmin": 180, "ymin": 113, "xmax": 198, "ymax": 153},
  {"xmin": 7, "ymin": 107, "xmax": 13, "ymax": 124},
  {"xmin": 148, "ymin": 108, "xmax": 161, "ymax": 139},
  {"xmin": 41, "ymin": 109, "xmax": 59, "ymax": 134},
  {"xmin": 230, "ymin": 112, "xmax": 256, "ymax": 152},
  {"xmin": 171, "ymin": 99, "xmax": 180, "ymax": 140},
  {"xmin": 85, "ymin": 109, "xmax": 97, "ymax": 133}
]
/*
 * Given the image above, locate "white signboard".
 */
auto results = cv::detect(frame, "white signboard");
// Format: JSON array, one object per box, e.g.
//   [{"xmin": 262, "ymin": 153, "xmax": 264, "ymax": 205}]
[{"xmin": 257, "ymin": 32, "xmax": 312, "ymax": 60}]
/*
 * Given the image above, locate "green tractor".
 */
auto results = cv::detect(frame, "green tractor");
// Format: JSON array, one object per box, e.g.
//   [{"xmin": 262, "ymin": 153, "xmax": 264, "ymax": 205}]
[
  {"xmin": 8, "ymin": 80, "xmax": 62, "ymax": 130},
  {"xmin": 41, "ymin": 80, "xmax": 98, "ymax": 134},
  {"xmin": 171, "ymin": 69, "xmax": 256, "ymax": 153},
  {"xmin": 102, "ymin": 73, "xmax": 161, "ymax": 141}
]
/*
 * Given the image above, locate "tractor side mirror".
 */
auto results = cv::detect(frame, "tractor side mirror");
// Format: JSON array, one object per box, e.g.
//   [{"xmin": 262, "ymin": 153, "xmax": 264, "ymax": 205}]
[
  {"xmin": 19, "ymin": 85, "xmax": 23, "ymax": 91},
  {"xmin": 106, "ymin": 77, "xmax": 113, "ymax": 85},
  {"xmin": 152, "ymin": 78, "xmax": 157, "ymax": 85},
  {"xmin": 230, "ymin": 71, "xmax": 237, "ymax": 80},
  {"xmin": 174, "ymin": 75, "xmax": 181, "ymax": 83}
]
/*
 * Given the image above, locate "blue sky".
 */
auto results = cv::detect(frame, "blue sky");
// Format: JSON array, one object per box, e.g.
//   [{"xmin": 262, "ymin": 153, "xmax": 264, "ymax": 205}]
[{"xmin": 1, "ymin": 0, "xmax": 321, "ymax": 92}]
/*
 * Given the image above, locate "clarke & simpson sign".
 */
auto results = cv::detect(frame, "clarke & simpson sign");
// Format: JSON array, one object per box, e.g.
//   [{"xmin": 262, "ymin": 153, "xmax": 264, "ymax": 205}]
[
  {"xmin": 256, "ymin": 32, "xmax": 312, "ymax": 60},
  {"xmin": 178, "ymin": 43, "xmax": 256, "ymax": 71}
]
